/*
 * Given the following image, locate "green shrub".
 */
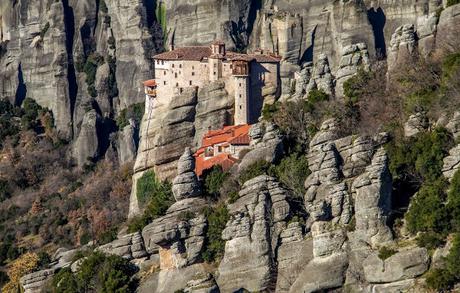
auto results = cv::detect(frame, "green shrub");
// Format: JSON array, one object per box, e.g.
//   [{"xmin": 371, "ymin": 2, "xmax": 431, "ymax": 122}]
[
  {"xmin": 447, "ymin": 170, "xmax": 460, "ymax": 232},
  {"xmin": 426, "ymin": 268, "xmax": 455, "ymax": 291},
  {"xmin": 238, "ymin": 160, "xmax": 271, "ymax": 184},
  {"xmin": 416, "ymin": 232, "xmax": 446, "ymax": 250},
  {"xmin": 99, "ymin": 0, "xmax": 108, "ymax": 13},
  {"xmin": 40, "ymin": 22, "xmax": 50, "ymax": 38},
  {"xmin": 202, "ymin": 166, "xmax": 228, "ymax": 199},
  {"xmin": 426, "ymin": 234, "xmax": 460, "ymax": 291},
  {"xmin": 128, "ymin": 171, "xmax": 173, "ymax": 232},
  {"xmin": 343, "ymin": 69, "xmax": 372, "ymax": 103},
  {"xmin": 116, "ymin": 103, "xmax": 144, "ymax": 129},
  {"xmin": 270, "ymin": 153, "xmax": 310, "ymax": 198},
  {"xmin": 201, "ymin": 205, "xmax": 230, "ymax": 263},
  {"xmin": 307, "ymin": 89, "xmax": 329, "ymax": 104},
  {"xmin": 37, "ymin": 251, "xmax": 51, "ymax": 269},
  {"xmin": 446, "ymin": 0, "xmax": 460, "ymax": 7},
  {"xmin": 378, "ymin": 246, "xmax": 397, "ymax": 260},
  {"xmin": 97, "ymin": 227, "xmax": 118, "ymax": 245},
  {"xmin": 262, "ymin": 102, "xmax": 279, "ymax": 121},
  {"xmin": 387, "ymin": 127, "xmax": 454, "ymax": 185},
  {"xmin": 107, "ymin": 55, "xmax": 118, "ymax": 98},
  {"xmin": 0, "ymin": 180, "xmax": 11, "ymax": 202},
  {"xmin": 405, "ymin": 179, "xmax": 449, "ymax": 234},
  {"xmin": 51, "ymin": 251, "xmax": 138, "ymax": 292}
]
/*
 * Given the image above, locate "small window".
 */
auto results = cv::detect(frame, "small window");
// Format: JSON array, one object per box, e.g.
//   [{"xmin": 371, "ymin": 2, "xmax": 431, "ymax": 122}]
[
  {"xmin": 192, "ymin": 66, "xmax": 194, "ymax": 70},
  {"xmin": 175, "ymin": 73, "xmax": 178, "ymax": 78},
  {"xmin": 164, "ymin": 71, "xmax": 166, "ymax": 75},
  {"xmin": 214, "ymin": 63, "xmax": 217, "ymax": 68},
  {"xmin": 180, "ymin": 88, "xmax": 183, "ymax": 93},
  {"xmin": 164, "ymin": 81, "xmax": 167, "ymax": 85},
  {"xmin": 192, "ymin": 72, "xmax": 195, "ymax": 76},
  {"xmin": 179, "ymin": 64, "xmax": 182, "ymax": 68},
  {"xmin": 189, "ymin": 81, "xmax": 192, "ymax": 85},
  {"xmin": 239, "ymin": 94, "xmax": 242, "ymax": 98},
  {"xmin": 239, "ymin": 105, "xmax": 242, "ymax": 109},
  {"xmin": 176, "ymin": 83, "xmax": 179, "ymax": 87},
  {"xmin": 230, "ymin": 64, "xmax": 233, "ymax": 69},
  {"xmin": 172, "ymin": 64, "xmax": 175, "ymax": 68},
  {"xmin": 214, "ymin": 72, "xmax": 216, "ymax": 75},
  {"xmin": 239, "ymin": 83, "xmax": 241, "ymax": 87},
  {"xmin": 161, "ymin": 60, "xmax": 164, "ymax": 65}
]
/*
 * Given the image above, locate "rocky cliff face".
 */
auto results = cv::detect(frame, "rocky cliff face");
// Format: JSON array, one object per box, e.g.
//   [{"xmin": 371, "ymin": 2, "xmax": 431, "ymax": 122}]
[{"xmin": 0, "ymin": 0, "xmax": 454, "ymax": 165}]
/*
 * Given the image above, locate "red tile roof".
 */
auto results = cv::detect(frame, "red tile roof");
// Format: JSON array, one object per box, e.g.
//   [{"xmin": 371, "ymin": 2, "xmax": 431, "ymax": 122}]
[
  {"xmin": 200, "ymin": 124, "xmax": 251, "ymax": 149},
  {"xmin": 154, "ymin": 46, "xmax": 212, "ymax": 61},
  {"xmin": 194, "ymin": 124, "xmax": 251, "ymax": 177},
  {"xmin": 143, "ymin": 79, "xmax": 157, "ymax": 87},
  {"xmin": 226, "ymin": 52, "xmax": 281, "ymax": 63},
  {"xmin": 153, "ymin": 43, "xmax": 281, "ymax": 63},
  {"xmin": 195, "ymin": 153, "xmax": 238, "ymax": 177}
]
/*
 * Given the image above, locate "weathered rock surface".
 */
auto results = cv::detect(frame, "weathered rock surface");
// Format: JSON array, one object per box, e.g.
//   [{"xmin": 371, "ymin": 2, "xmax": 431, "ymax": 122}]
[
  {"xmin": 97, "ymin": 232, "xmax": 148, "ymax": 260},
  {"xmin": 443, "ymin": 144, "xmax": 460, "ymax": 180},
  {"xmin": 237, "ymin": 122, "xmax": 284, "ymax": 172},
  {"xmin": 118, "ymin": 121, "xmax": 138, "ymax": 164},
  {"xmin": 276, "ymin": 222, "xmax": 313, "ymax": 292},
  {"xmin": 164, "ymin": 0, "xmax": 256, "ymax": 50},
  {"xmin": 72, "ymin": 110, "xmax": 100, "ymax": 167},
  {"xmin": 133, "ymin": 81, "xmax": 233, "ymax": 183},
  {"xmin": 335, "ymin": 43, "xmax": 370, "ymax": 97},
  {"xmin": 142, "ymin": 197, "xmax": 208, "ymax": 268},
  {"xmin": 351, "ymin": 147, "xmax": 393, "ymax": 248},
  {"xmin": 404, "ymin": 112, "xmax": 429, "ymax": 137},
  {"xmin": 172, "ymin": 148, "xmax": 201, "ymax": 201},
  {"xmin": 306, "ymin": 54, "xmax": 335, "ymax": 96},
  {"xmin": 363, "ymin": 247, "xmax": 429, "ymax": 283},
  {"xmin": 20, "ymin": 269, "xmax": 55, "ymax": 293},
  {"xmin": 217, "ymin": 175, "xmax": 291, "ymax": 292}
]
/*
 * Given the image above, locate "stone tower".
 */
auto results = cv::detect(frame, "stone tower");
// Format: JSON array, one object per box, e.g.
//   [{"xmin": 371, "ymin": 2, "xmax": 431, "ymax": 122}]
[
  {"xmin": 233, "ymin": 59, "xmax": 250, "ymax": 125},
  {"xmin": 208, "ymin": 40, "xmax": 225, "ymax": 81}
]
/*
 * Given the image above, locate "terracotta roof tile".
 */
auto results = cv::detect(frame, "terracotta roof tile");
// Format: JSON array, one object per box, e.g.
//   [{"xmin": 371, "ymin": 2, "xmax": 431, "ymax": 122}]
[
  {"xmin": 153, "ymin": 44, "xmax": 281, "ymax": 63},
  {"xmin": 154, "ymin": 46, "xmax": 212, "ymax": 61},
  {"xmin": 195, "ymin": 153, "xmax": 238, "ymax": 177},
  {"xmin": 143, "ymin": 79, "xmax": 157, "ymax": 87}
]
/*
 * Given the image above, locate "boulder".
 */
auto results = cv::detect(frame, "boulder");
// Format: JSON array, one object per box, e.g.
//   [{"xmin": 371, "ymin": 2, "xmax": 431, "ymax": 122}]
[
  {"xmin": 237, "ymin": 122, "xmax": 284, "ymax": 172},
  {"xmin": 172, "ymin": 148, "xmax": 201, "ymax": 201},
  {"xmin": 96, "ymin": 232, "xmax": 148, "ymax": 260},
  {"xmin": 363, "ymin": 247, "xmax": 429, "ymax": 283},
  {"xmin": 142, "ymin": 198, "xmax": 208, "ymax": 268},
  {"xmin": 404, "ymin": 112, "xmax": 428, "ymax": 137},
  {"xmin": 20, "ymin": 269, "xmax": 55, "ymax": 293}
]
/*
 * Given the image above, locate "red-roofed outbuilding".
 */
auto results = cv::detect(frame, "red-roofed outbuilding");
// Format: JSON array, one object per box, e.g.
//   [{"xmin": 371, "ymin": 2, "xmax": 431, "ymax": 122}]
[{"xmin": 194, "ymin": 124, "xmax": 251, "ymax": 177}]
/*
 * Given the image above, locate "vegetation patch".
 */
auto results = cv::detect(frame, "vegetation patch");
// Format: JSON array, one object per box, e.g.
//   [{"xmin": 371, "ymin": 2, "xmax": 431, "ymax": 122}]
[
  {"xmin": 116, "ymin": 103, "xmax": 144, "ymax": 129},
  {"xmin": 202, "ymin": 165, "xmax": 229, "ymax": 199},
  {"xmin": 128, "ymin": 170, "xmax": 173, "ymax": 232},
  {"xmin": 426, "ymin": 234, "xmax": 460, "ymax": 291},
  {"xmin": 201, "ymin": 205, "xmax": 230, "ymax": 263},
  {"xmin": 50, "ymin": 251, "xmax": 138, "ymax": 292},
  {"xmin": 378, "ymin": 246, "xmax": 397, "ymax": 260}
]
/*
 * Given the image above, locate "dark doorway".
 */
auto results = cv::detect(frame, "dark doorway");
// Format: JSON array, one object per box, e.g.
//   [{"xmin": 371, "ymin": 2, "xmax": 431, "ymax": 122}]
[{"xmin": 367, "ymin": 7, "xmax": 387, "ymax": 59}]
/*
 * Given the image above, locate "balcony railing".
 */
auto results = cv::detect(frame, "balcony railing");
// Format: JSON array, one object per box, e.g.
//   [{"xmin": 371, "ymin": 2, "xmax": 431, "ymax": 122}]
[{"xmin": 145, "ymin": 89, "xmax": 157, "ymax": 96}]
